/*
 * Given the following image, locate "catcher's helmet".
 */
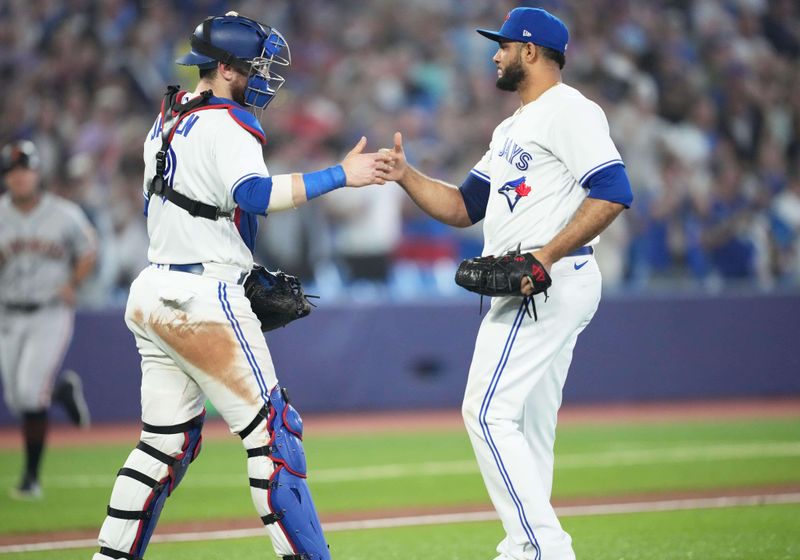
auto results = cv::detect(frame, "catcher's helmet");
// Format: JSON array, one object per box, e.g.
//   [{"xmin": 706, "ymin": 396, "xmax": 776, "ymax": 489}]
[
  {"xmin": 1, "ymin": 140, "xmax": 40, "ymax": 174},
  {"xmin": 176, "ymin": 14, "xmax": 290, "ymax": 110}
]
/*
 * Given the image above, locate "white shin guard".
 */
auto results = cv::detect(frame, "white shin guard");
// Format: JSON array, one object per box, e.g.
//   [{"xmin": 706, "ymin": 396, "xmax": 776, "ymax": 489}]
[{"xmin": 94, "ymin": 413, "xmax": 204, "ymax": 560}]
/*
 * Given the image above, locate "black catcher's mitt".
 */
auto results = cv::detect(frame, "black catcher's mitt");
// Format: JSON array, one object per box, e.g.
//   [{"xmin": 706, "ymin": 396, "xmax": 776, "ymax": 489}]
[
  {"xmin": 244, "ymin": 265, "xmax": 314, "ymax": 332},
  {"xmin": 455, "ymin": 246, "xmax": 552, "ymax": 297}
]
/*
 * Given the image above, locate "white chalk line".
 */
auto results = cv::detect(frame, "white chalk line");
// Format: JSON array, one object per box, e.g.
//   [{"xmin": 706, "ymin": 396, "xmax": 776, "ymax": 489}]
[
  {"xmin": 2, "ymin": 492, "xmax": 799, "ymax": 554},
  {"xmin": 3, "ymin": 441, "xmax": 798, "ymax": 489}
]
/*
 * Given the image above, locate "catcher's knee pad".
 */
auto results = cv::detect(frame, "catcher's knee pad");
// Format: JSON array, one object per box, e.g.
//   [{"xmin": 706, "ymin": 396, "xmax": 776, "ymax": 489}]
[
  {"xmin": 95, "ymin": 411, "xmax": 204, "ymax": 560},
  {"xmin": 240, "ymin": 387, "xmax": 329, "ymax": 560}
]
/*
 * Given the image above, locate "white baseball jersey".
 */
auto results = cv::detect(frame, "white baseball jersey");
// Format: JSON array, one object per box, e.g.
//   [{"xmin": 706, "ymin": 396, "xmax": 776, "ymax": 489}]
[
  {"xmin": 142, "ymin": 93, "xmax": 269, "ymax": 270},
  {"xmin": 470, "ymin": 83, "xmax": 622, "ymax": 257}
]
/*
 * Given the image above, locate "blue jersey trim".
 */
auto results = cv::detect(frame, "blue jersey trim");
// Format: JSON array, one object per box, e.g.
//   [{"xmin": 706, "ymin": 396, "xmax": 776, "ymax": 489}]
[
  {"xmin": 586, "ymin": 163, "xmax": 633, "ymax": 208},
  {"xmin": 218, "ymin": 282, "xmax": 269, "ymax": 407},
  {"xmin": 479, "ymin": 302, "xmax": 541, "ymax": 558},
  {"xmin": 579, "ymin": 159, "xmax": 624, "ymax": 186},
  {"xmin": 231, "ymin": 173, "xmax": 264, "ymax": 197},
  {"xmin": 459, "ymin": 172, "xmax": 491, "ymax": 224},
  {"xmin": 232, "ymin": 175, "xmax": 273, "ymax": 215},
  {"xmin": 470, "ymin": 169, "xmax": 490, "ymax": 182}
]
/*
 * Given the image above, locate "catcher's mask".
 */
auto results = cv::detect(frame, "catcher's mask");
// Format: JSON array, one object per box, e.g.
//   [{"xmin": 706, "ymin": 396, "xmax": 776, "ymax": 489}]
[{"xmin": 176, "ymin": 14, "xmax": 290, "ymax": 114}]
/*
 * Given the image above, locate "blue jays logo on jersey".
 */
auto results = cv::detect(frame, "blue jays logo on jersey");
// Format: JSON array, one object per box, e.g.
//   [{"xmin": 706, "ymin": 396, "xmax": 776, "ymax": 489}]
[{"xmin": 498, "ymin": 176, "xmax": 531, "ymax": 212}]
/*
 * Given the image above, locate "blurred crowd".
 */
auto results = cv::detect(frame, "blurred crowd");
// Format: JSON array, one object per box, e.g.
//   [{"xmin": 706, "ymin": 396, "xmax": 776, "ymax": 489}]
[{"xmin": 1, "ymin": 0, "xmax": 799, "ymax": 306}]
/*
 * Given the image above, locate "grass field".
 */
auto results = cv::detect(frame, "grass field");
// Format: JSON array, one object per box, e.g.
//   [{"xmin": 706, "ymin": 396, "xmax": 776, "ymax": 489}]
[{"xmin": 1, "ymin": 413, "xmax": 799, "ymax": 559}]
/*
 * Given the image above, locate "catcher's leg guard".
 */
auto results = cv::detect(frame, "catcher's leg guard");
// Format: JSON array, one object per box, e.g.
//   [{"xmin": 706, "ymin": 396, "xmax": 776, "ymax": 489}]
[
  {"xmin": 94, "ymin": 411, "xmax": 204, "ymax": 560},
  {"xmin": 240, "ymin": 387, "xmax": 329, "ymax": 560}
]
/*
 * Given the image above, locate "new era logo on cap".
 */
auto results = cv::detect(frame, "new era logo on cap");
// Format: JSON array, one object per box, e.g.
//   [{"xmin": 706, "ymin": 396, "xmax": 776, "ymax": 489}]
[{"xmin": 476, "ymin": 7, "xmax": 569, "ymax": 55}]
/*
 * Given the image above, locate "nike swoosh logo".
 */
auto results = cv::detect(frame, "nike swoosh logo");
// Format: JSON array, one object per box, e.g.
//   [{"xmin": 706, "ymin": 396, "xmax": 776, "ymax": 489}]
[{"xmin": 574, "ymin": 260, "xmax": 589, "ymax": 270}]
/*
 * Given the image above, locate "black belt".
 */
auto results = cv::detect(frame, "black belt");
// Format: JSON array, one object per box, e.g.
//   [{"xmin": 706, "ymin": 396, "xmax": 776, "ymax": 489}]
[{"xmin": 2, "ymin": 302, "xmax": 44, "ymax": 313}]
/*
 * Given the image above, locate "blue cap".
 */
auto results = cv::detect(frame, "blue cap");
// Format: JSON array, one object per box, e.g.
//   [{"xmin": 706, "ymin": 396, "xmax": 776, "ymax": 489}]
[{"xmin": 477, "ymin": 7, "xmax": 569, "ymax": 54}]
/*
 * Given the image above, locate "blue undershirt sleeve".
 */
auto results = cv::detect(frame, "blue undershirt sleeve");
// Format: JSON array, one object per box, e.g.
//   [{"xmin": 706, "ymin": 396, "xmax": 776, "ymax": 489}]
[
  {"xmin": 459, "ymin": 172, "xmax": 491, "ymax": 224},
  {"xmin": 585, "ymin": 163, "xmax": 633, "ymax": 208},
  {"xmin": 232, "ymin": 175, "xmax": 273, "ymax": 215}
]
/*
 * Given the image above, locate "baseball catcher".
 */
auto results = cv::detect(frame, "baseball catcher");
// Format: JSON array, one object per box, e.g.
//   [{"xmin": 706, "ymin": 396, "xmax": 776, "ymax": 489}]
[{"xmin": 244, "ymin": 265, "xmax": 315, "ymax": 332}]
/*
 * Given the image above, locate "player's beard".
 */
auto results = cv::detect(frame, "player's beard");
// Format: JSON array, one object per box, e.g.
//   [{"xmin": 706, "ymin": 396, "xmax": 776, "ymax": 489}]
[
  {"xmin": 231, "ymin": 74, "xmax": 248, "ymax": 106},
  {"xmin": 496, "ymin": 55, "xmax": 526, "ymax": 92}
]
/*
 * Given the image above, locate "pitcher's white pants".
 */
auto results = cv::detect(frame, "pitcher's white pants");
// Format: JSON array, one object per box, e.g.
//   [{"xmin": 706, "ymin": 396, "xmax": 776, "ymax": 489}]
[{"xmin": 462, "ymin": 255, "xmax": 601, "ymax": 560}]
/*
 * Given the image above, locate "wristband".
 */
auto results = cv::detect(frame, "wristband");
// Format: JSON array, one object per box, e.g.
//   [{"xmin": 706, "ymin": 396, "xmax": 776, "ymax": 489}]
[{"xmin": 303, "ymin": 165, "xmax": 347, "ymax": 200}]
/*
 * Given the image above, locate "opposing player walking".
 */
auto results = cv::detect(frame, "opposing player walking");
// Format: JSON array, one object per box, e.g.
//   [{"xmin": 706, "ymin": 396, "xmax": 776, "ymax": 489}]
[
  {"xmin": 383, "ymin": 8, "xmax": 633, "ymax": 559},
  {"xmin": 92, "ymin": 13, "xmax": 390, "ymax": 560},
  {"xmin": 0, "ymin": 140, "xmax": 95, "ymax": 500}
]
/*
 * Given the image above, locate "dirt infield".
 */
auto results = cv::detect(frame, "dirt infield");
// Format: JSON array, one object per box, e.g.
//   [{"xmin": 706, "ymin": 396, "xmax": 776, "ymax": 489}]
[{"xmin": 0, "ymin": 397, "xmax": 798, "ymax": 449}]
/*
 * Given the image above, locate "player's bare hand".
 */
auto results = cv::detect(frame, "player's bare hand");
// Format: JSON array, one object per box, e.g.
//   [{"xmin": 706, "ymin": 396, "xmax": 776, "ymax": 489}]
[
  {"xmin": 377, "ymin": 132, "xmax": 409, "ymax": 183},
  {"xmin": 341, "ymin": 136, "xmax": 392, "ymax": 187},
  {"xmin": 521, "ymin": 277, "xmax": 533, "ymax": 296}
]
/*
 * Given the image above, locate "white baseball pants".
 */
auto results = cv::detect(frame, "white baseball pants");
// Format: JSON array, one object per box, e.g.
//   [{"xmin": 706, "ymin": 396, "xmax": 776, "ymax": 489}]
[
  {"xmin": 94, "ymin": 264, "xmax": 302, "ymax": 560},
  {"xmin": 462, "ymin": 254, "xmax": 601, "ymax": 560}
]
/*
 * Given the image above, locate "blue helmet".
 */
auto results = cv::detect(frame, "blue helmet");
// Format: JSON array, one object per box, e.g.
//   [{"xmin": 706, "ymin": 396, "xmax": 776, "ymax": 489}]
[{"xmin": 176, "ymin": 14, "xmax": 291, "ymax": 110}]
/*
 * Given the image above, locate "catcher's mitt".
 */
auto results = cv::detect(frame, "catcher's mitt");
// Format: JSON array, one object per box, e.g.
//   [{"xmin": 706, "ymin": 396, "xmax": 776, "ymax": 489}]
[
  {"xmin": 244, "ymin": 265, "xmax": 315, "ymax": 332},
  {"xmin": 455, "ymin": 246, "xmax": 552, "ymax": 319}
]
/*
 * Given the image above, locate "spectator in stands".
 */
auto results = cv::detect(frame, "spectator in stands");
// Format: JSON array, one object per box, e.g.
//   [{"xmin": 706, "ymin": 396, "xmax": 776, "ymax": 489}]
[{"xmin": 0, "ymin": 0, "xmax": 798, "ymax": 301}]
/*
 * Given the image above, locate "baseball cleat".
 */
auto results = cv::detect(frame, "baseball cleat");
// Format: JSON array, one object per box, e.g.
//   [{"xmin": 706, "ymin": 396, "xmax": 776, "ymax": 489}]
[
  {"xmin": 53, "ymin": 370, "xmax": 91, "ymax": 429},
  {"xmin": 9, "ymin": 477, "xmax": 42, "ymax": 501}
]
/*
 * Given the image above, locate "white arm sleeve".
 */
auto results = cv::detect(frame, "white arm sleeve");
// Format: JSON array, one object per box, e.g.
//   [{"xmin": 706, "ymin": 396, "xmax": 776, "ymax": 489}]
[{"xmin": 266, "ymin": 174, "xmax": 295, "ymax": 211}]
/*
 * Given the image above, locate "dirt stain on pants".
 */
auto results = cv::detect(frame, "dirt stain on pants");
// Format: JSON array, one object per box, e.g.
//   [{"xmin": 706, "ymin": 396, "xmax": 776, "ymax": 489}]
[{"xmin": 148, "ymin": 312, "xmax": 258, "ymax": 404}]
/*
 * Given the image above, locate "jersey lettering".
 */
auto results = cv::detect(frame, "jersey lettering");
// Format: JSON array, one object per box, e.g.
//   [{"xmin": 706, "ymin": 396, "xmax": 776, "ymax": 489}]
[
  {"xmin": 3, "ymin": 238, "xmax": 66, "ymax": 259},
  {"xmin": 149, "ymin": 115, "xmax": 163, "ymax": 141},
  {"xmin": 497, "ymin": 137, "xmax": 532, "ymax": 171},
  {"xmin": 174, "ymin": 114, "xmax": 200, "ymax": 138}
]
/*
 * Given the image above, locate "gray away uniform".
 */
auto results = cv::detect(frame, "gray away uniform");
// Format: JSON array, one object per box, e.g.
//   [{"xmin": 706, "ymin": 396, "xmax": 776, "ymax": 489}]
[{"xmin": 0, "ymin": 193, "xmax": 96, "ymax": 413}]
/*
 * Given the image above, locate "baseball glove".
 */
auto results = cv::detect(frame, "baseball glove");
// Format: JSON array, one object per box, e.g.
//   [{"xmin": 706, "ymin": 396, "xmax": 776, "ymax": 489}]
[
  {"xmin": 455, "ymin": 245, "xmax": 552, "ymax": 299},
  {"xmin": 244, "ymin": 265, "xmax": 315, "ymax": 332}
]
